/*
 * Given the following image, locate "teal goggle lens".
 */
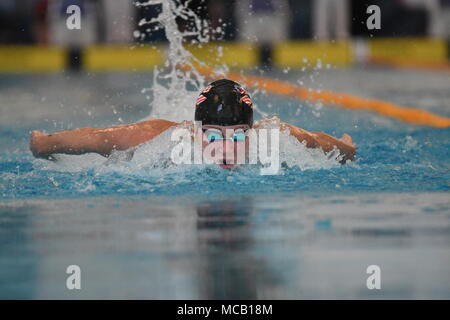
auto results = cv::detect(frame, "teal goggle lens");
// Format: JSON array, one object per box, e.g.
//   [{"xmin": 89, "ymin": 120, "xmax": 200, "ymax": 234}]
[
  {"xmin": 232, "ymin": 132, "xmax": 246, "ymax": 142},
  {"xmin": 206, "ymin": 131, "xmax": 222, "ymax": 142},
  {"xmin": 205, "ymin": 130, "xmax": 247, "ymax": 142}
]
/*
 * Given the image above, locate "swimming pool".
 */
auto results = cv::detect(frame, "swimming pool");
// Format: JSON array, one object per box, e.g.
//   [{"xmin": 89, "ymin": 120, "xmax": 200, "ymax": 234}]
[{"xmin": 1, "ymin": 68, "xmax": 449, "ymax": 299}]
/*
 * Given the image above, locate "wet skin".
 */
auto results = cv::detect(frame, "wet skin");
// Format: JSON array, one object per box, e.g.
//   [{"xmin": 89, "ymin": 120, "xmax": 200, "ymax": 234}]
[
  {"xmin": 201, "ymin": 124, "xmax": 250, "ymax": 169},
  {"xmin": 30, "ymin": 119, "xmax": 356, "ymax": 164}
]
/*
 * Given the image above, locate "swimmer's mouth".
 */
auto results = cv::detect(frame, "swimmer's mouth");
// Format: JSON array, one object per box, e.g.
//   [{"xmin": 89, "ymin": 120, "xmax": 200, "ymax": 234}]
[
  {"xmin": 219, "ymin": 164, "xmax": 234, "ymax": 169},
  {"xmin": 219, "ymin": 160, "xmax": 236, "ymax": 170}
]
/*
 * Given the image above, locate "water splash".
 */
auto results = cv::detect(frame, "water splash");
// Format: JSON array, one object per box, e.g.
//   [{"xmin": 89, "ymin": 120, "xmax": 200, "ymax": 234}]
[{"xmin": 137, "ymin": 0, "xmax": 211, "ymax": 122}]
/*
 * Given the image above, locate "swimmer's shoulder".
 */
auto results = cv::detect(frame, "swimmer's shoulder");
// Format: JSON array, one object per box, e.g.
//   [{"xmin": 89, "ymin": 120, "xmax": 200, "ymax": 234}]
[
  {"xmin": 137, "ymin": 119, "xmax": 179, "ymax": 130},
  {"xmin": 127, "ymin": 119, "xmax": 181, "ymax": 137},
  {"xmin": 252, "ymin": 116, "xmax": 283, "ymax": 129}
]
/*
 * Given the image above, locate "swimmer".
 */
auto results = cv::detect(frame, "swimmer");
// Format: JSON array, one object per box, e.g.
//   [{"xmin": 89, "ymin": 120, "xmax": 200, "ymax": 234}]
[{"xmin": 29, "ymin": 79, "xmax": 356, "ymax": 167}]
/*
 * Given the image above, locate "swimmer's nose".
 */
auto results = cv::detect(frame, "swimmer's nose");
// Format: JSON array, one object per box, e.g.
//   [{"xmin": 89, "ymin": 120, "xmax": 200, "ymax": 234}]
[{"xmin": 223, "ymin": 140, "xmax": 235, "ymax": 163}]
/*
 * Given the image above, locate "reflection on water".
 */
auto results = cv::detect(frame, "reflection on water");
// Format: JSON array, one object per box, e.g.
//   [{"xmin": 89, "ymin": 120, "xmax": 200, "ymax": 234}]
[
  {"xmin": 0, "ymin": 193, "xmax": 449, "ymax": 299},
  {"xmin": 196, "ymin": 199, "xmax": 263, "ymax": 299},
  {"xmin": 0, "ymin": 205, "xmax": 38, "ymax": 299}
]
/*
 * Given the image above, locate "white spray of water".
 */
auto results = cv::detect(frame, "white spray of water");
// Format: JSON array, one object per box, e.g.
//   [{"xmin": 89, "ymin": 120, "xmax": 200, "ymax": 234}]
[
  {"xmin": 256, "ymin": 116, "xmax": 342, "ymax": 171},
  {"xmin": 137, "ymin": 0, "xmax": 211, "ymax": 122}
]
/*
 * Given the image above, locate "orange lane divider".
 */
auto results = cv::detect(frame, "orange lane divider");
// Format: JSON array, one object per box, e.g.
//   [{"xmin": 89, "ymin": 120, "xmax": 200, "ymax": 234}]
[{"xmin": 181, "ymin": 63, "xmax": 450, "ymax": 128}]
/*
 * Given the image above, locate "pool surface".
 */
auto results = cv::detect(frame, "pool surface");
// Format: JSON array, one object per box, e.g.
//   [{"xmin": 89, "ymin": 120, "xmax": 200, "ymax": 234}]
[{"xmin": 1, "ymin": 68, "xmax": 449, "ymax": 299}]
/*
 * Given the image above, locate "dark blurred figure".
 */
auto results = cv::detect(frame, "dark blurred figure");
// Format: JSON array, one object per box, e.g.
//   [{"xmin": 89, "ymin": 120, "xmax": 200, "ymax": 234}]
[
  {"xmin": 288, "ymin": 0, "xmax": 313, "ymax": 39},
  {"xmin": 351, "ymin": 0, "xmax": 447, "ymax": 38},
  {"xmin": 443, "ymin": 0, "xmax": 450, "ymax": 39},
  {"xmin": 35, "ymin": 0, "xmax": 49, "ymax": 44},
  {"xmin": 135, "ymin": 2, "xmax": 166, "ymax": 43},
  {"xmin": 0, "ymin": 0, "xmax": 36, "ymax": 44},
  {"xmin": 134, "ymin": 0, "xmax": 201, "ymax": 43},
  {"xmin": 205, "ymin": 0, "xmax": 237, "ymax": 40},
  {"xmin": 135, "ymin": 0, "xmax": 237, "ymax": 43}
]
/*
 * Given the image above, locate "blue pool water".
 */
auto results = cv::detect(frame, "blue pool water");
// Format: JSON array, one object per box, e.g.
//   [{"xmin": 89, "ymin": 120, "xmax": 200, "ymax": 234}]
[{"xmin": 1, "ymin": 68, "xmax": 449, "ymax": 299}]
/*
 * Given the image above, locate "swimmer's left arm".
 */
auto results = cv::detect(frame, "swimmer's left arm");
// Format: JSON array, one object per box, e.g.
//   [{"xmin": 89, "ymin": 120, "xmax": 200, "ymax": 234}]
[
  {"xmin": 29, "ymin": 119, "xmax": 178, "ymax": 159},
  {"xmin": 280, "ymin": 122, "xmax": 356, "ymax": 163}
]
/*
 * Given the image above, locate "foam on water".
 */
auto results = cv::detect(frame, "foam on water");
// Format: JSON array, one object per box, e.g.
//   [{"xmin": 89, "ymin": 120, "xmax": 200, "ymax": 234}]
[{"xmin": 33, "ymin": 119, "xmax": 340, "ymax": 177}]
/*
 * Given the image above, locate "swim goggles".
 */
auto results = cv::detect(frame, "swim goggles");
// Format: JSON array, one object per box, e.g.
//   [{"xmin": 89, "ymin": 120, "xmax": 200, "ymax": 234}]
[{"xmin": 202, "ymin": 125, "xmax": 250, "ymax": 143}]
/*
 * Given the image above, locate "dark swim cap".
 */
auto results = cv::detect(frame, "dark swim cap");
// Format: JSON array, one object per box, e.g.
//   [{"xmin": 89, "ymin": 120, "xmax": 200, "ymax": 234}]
[{"xmin": 194, "ymin": 79, "xmax": 253, "ymax": 126}]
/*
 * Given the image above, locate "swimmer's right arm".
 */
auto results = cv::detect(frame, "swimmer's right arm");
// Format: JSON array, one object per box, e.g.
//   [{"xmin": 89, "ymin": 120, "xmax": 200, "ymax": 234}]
[
  {"xmin": 29, "ymin": 119, "xmax": 178, "ymax": 159},
  {"xmin": 279, "ymin": 122, "xmax": 356, "ymax": 163}
]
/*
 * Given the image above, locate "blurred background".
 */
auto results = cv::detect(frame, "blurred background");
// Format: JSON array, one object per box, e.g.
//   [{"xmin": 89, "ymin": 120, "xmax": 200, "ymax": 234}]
[
  {"xmin": 2, "ymin": 0, "xmax": 450, "ymax": 44},
  {"xmin": 0, "ymin": 0, "xmax": 449, "ymax": 72}
]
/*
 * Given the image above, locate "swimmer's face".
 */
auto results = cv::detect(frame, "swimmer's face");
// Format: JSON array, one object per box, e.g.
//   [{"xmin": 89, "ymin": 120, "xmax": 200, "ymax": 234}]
[{"xmin": 201, "ymin": 124, "xmax": 250, "ymax": 169}]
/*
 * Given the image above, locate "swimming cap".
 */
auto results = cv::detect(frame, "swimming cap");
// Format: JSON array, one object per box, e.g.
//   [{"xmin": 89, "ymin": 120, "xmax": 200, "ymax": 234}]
[{"xmin": 194, "ymin": 79, "xmax": 253, "ymax": 126}]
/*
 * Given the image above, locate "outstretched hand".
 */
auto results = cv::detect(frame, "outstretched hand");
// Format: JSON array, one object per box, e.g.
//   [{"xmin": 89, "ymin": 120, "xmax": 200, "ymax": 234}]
[
  {"xmin": 29, "ymin": 130, "xmax": 46, "ymax": 158},
  {"xmin": 340, "ymin": 133, "xmax": 356, "ymax": 148}
]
